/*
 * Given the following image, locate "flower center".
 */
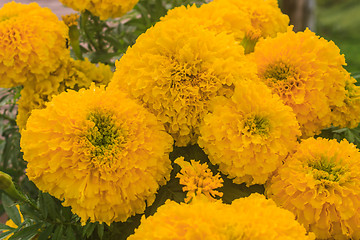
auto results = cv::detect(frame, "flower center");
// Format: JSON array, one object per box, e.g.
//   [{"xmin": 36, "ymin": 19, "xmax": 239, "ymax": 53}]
[
  {"xmin": 261, "ymin": 62, "xmax": 301, "ymax": 97},
  {"xmin": 244, "ymin": 115, "xmax": 270, "ymax": 136},
  {"xmin": 264, "ymin": 62, "xmax": 296, "ymax": 81},
  {"xmin": 84, "ymin": 110, "xmax": 126, "ymax": 167},
  {"xmin": 308, "ymin": 156, "xmax": 346, "ymax": 182}
]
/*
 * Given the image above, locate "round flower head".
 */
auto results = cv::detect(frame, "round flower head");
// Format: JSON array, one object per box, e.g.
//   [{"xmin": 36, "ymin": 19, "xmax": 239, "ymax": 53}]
[
  {"xmin": 250, "ymin": 28, "xmax": 350, "ymax": 137},
  {"xmin": 16, "ymin": 58, "xmax": 113, "ymax": 131},
  {"xmin": 198, "ymin": 80, "xmax": 300, "ymax": 185},
  {"xmin": 59, "ymin": 0, "xmax": 139, "ymax": 20},
  {"xmin": 109, "ymin": 17, "xmax": 256, "ymax": 146},
  {"xmin": 21, "ymin": 85, "xmax": 173, "ymax": 224},
  {"xmin": 266, "ymin": 138, "xmax": 360, "ymax": 239},
  {"xmin": 129, "ymin": 194, "xmax": 314, "ymax": 240},
  {"xmin": 0, "ymin": 2, "xmax": 69, "ymax": 88},
  {"xmin": 162, "ymin": 0, "xmax": 289, "ymax": 53}
]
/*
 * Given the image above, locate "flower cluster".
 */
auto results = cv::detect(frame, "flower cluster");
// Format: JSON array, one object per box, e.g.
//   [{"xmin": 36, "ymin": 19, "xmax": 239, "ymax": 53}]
[
  {"xmin": 266, "ymin": 138, "xmax": 360, "ymax": 239},
  {"xmin": 162, "ymin": 0, "xmax": 289, "ymax": 53},
  {"xmin": 250, "ymin": 28, "xmax": 359, "ymax": 137},
  {"xmin": 109, "ymin": 16, "xmax": 256, "ymax": 146},
  {"xmin": 16, "ymin": 58, "xmax": 113, "ymax": 131},
  {"xmin": 2, "ymin": 0, "xmax": 359, "ymax": 238},
  {"xmin": 58, "ymin": 0, "xmax": 139, "ymax": 20},
  {"xmin": 21, "ymin": 85, "xmax": 173, "ymax": 224}
]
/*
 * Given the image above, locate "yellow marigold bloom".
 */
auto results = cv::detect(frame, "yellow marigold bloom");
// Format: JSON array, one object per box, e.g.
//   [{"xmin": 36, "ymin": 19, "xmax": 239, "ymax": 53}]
[
  {"xmin": 0, "ymin": 2, "xmax": 69, "ymax": 88},
  {"xmin": 266, "ymin": 138, "xmax": 360, "ymax": 239},
  {"xmin": 175, "ymin": 157, "xmax": 223, "ymax": 203},
  {"xmin": 129, "ymin": 194, "xmax": 314, "ymax": 240},
  {"xmin": 21, "ymin": 85, "xmax": 173, "ymax": 225},
  {"xmin": 198, "ymin": 80, "xmax": 300, "ymax": 186},
  {"xmin": 162, "ymin": 0, "xmax": 289, "ymax": 53},
  {"xmin": 109, "ymin": 17, "xmax": 256, "ymax": 146},
  {"xmin": 330, "ymin": 76, "xmax": 360, "ymax": 129},
  {"xmin": 62, "ymin": 13, "xmax": 79, "ymax": 27},
  {"xmin": 16, "ymin": 58, "xmax": 113, "ymax": 131},
  {"xmin": 59, "ymin": 0, "xmax": 139, "ymax": 20},
  {"xmin": 250, "ymin": 28, "xmax": 351, "ymax": 137}
]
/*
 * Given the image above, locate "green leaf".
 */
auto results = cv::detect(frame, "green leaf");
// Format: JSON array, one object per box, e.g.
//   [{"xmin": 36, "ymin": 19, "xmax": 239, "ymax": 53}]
[
  {"xmin": 42, "ymin": 193, "xmax": 59, "ymax": 220},
  {"xmin": 8, "ymin": 223, "xmax": 42, "ymax": 240},
  {"xmin": 0, "ymin": 223, "xmax": 15, "ymax": 231},
  {"xmin": 2, "ymin": 194, "xmax": 21, "ymax": 226},
  {"xmin": 37, "ymin": 225, "xmax": 54, "ymax": 240},
  {"xmin": 0, "ymin": 230, "xmax": 15, "ymax": 240},
  {"xmin": 82, "ymin": 222, "xmax": 96, "ymax": 238},
  {"xmin": 65, "ymin": 226, "xmax": 76, "ymax": 240},
  {"xmin": 52, "ymin": 225, "xmax": 63, "ymax": 240},
  {"xmin": 97, "ymin": 223, "xmax": 105, "ymax": 240}
]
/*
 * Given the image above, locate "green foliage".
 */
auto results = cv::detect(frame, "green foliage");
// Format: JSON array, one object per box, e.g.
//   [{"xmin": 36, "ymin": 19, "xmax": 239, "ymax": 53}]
[{"xmin": 316, "ymin": 0, "xmax": 360, "ymax": 73}]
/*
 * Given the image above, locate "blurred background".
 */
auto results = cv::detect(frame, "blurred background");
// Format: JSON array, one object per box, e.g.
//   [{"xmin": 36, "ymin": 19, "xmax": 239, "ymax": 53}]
[{"xmin": 0, "ymin": 0, "xmax": 359, "ymax": 73}]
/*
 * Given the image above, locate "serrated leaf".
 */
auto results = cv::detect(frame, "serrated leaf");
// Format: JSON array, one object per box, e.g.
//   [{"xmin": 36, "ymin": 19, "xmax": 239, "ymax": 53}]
[
  {"xmin": 8, "ymin": 223, "xmax": 42, "ymax": 240},
  {"xmin": 2, "ymin": 194, "xmax": 21, "ymax": 226}
]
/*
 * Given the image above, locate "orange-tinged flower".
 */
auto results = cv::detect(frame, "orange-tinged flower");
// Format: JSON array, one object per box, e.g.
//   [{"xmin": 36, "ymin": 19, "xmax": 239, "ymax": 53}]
[
  {"xmin": 129, "ymin": 194, "xmax": 314, "ymax": 240},
  {"xmin": 109, "ymin": 16, "xmax": 256, "ymax": 146},
  {"xmin": 0, "ymin": 2, "xmax": 69, "ymax": 88},
  {"xmin": 250, "ymin": 28, "xmax": 353, "ymax": 137},
  {"xmin": 198, "ymin": 80, "xmax": 300, "ymax": 185},
  {"xmin": 175, "ymin": 157, "xmax": 223, "ymax": 202},
  {"xmin": 266, "ymin": 138, "xmax": 360, "ymax": 239},
  {"xmin": 21, "ymin": 85, "xmax": 173, "ymax": 224}
]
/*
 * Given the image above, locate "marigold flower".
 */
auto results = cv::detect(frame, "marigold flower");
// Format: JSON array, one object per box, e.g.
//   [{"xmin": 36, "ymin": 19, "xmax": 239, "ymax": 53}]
[
  {"xmin": 59, "ymin": 0, "xmax": 139, "ymax": 20},
  {"xmin": 266, "ymin": 138, "xmax": 360, "ymax": 239},
  {"xmin": 198, "ymin": 80, "xmax": 300, "ymax": 185},
  {"xmin": 250, "ymin": 28, "xmax": 351, "ymax": 137},
  {"xmin": 16, "ymin": 58, "xmax": 113, "ymax": 131},
  {"xmin": 0, "ymin": 2, "xmax": 69, "ymax": 88},
  {"xmin": 62, "ymin": 13, "xmax": 79, "ymax": 27},
  {"xmin": 175, "ymin": 157, "xmax": 223, "ymax": 202},
  {"xmin": 109, "ymin": 17, "xmax": 256, "ymax": 146},
  {"xmin": 162, "ymin": 0, "xmax": 289, "ymax": 53},
  {"xmin": 129, "ymin": 194, "xmax": 314, "ymax": 240},
  {"xmin": 21, "ymin": 85, "xmax": 173, "ymax": 224}
]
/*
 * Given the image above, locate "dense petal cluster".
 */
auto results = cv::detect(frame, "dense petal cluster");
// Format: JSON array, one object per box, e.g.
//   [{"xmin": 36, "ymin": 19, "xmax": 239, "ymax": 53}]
[
  {"xmin": 129, "ymin": 194, "xmax": 314, "ymax": 240},
  {"xmin": 250, "ymin": 28, "xmax": 353, "ymax": 137},
  {"xmin": 109, "ymin": 17, "xmax": 256, "ymax": 146},
  {"xmin": 21, "ymin": 85, "xmax": 173, "ymax": 224},
  {"xmin": 266, "ymin": 138, "xmax": 360, "ymax": 239},
  {"xmin": 162, "ymin": 0, "xmax": 289, "ymax": 53},
  {"xmin": 62, "ymin": 13, "xmax": 79, "ymax": 27},
  {"xmin": 175, "ymin": 157, "xmax": 223, "ymax": 202},
  {"xmin": 330, "ymin": 76, "xmax": 360, "ymax": 128},
  {"xmin": 59, "ymin": 0, "xmax": 139, "ymax": 20},
  {"xmin": 16, "ymin": 58, "xmax": 113, "ymax": 131},
  {"xmin": 198, "ymin": 80, "xmax": 300, "ymax": 185},
  {"xmin": 0, "ymin": 2, "xmax": 69, "ymax": 88}
]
